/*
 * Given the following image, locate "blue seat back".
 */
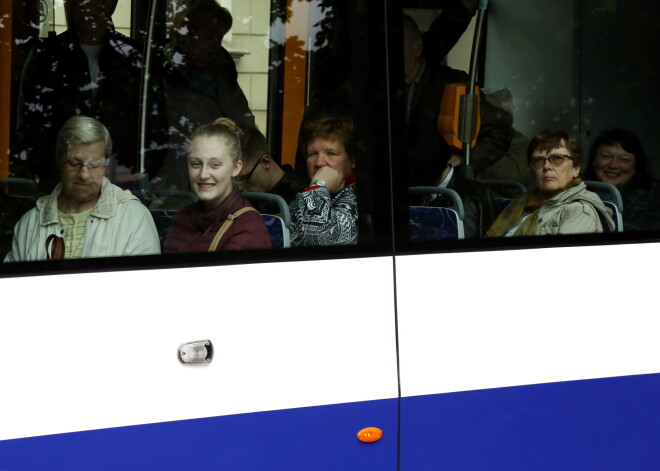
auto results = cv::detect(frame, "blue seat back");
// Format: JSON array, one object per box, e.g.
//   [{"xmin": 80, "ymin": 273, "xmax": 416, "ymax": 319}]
[
  {"xmin": 261, "ymin": 214, "xmax": 290, "ymax": 248},
  {"xmin": 602, "ymin": 201, "xmax": 623, "ymax": 232},
  {"xmin": 242, "ymin": 192, "xmax": 291, "ymax": 229},
  {"xmin": 409, "ymin": 206, "xmax": 464, "ymax": 240},
  {"xmin": 584, "ymin": 181, "xmax": 624, "ymax": 212},
  {"xmin": 408, "ymin": 186, "xmax": 465, "ymax": 240},
  {"xmin": 584, "ymin": 181, "xmax": 624, "ymax": 232},
  {"xmin": 481, "ymin": 180, "xmax": 527, "ymax": 220}
]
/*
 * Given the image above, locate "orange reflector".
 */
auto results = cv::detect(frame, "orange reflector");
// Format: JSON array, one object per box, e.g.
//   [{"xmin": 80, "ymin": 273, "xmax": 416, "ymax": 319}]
[{"xmin": 357, "ymin": 427, "xmax": 383, "ymax": 443}]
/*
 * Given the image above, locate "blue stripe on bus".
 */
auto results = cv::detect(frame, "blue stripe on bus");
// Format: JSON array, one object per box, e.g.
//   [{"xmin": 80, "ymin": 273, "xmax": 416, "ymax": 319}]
[
  {"xmin": 0, "ymin": 398, "xmax": 398, "ymax": 471},
  {"xmin": 2, "ymin": 373, "xmax": 659, "ymax": 470},
  {"xmin": 400, "ymin": 372, "xmax": 660, "ymax": 470}
]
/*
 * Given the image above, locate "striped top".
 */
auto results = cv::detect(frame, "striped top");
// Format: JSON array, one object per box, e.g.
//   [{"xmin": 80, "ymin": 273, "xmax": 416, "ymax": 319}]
[{"xmin": 58, "ymin": 208, "xmax": 93, "ymax": 259}]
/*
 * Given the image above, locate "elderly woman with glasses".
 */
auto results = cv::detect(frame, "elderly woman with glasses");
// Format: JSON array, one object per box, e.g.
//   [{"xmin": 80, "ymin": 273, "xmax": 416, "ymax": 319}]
[
  {"xmin": 486, "ymin": 129, "xmax": 615, "ymax": 237},
  {"xmin": 4, "ymin": 115, "xmax": 160, "ymax": 261}
]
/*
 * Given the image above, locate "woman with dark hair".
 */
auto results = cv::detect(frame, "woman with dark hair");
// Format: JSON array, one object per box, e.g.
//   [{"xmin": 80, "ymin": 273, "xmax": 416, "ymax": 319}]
[
  {"xmin": 289, "ymin": 114, "xmax": 358, "ymax": 246},
  {"xmin": 584, "ymin": 129, "xmax": 660, "ymax": 231},
  {"xmin": 486, "ymin": 129, "xmax": 614, "ymax": 237}
]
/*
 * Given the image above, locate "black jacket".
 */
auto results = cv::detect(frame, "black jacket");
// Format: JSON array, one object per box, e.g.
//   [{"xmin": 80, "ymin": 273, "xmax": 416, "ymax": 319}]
[{"xmin": 14, "ymin": 28, "xmax": 169, "ymax": 190}]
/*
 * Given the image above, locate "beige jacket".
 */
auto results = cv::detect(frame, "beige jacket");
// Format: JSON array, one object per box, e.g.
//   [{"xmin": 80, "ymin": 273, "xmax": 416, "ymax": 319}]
[{"xmin": 536, "ymin": 182, "xmax": 615, "ymax": 235}]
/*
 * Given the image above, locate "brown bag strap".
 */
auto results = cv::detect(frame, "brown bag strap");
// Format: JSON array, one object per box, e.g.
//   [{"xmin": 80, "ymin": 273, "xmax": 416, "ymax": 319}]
[
  {"xmin": 208, "ymin": 207, "xmax": 259, "ymax": 252},
  {"xmin": 46, "ymin": 234, "xmax": 65, "ymax": 260}
]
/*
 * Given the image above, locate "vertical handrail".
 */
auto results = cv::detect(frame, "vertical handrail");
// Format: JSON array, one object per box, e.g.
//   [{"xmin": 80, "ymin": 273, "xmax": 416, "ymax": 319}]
[
  {"xmin": 138, "ymin": 0, "xmax": 159, "ymax": 177},
  {"xmin": 461, "ymin": 0, "xmax": 488, "ymax": 173}
]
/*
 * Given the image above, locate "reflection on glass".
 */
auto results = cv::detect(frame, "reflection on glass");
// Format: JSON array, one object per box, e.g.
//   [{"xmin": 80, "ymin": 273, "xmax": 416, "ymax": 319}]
[
  {"xmin": 151, "ymin": 0, "xmax": 254, "ymax": 204},
  {"xmin": 405, "ymin": 2, "xmax": 659, "ymax": 243}
]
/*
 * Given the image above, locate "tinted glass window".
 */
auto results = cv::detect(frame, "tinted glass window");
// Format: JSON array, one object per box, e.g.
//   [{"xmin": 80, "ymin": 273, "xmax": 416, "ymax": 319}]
[
  {"xmin": 0, "ymin": 0, "xmax": 392, "ymax": 275},
  {"xmin": 395, "ymin": 0, "xmax": 660, "ymax": 249}
]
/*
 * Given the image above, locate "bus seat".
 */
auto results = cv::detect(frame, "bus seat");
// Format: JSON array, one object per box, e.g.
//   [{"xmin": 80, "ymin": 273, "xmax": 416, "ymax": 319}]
[
  {"xmin": 240, "ymin": 193, "xmax": 291, "ymax": 247},
  {"xmin": 409, "ymin": 206, "xmax": 464, "ymax": 241},
  {"xmin": 409, "ymin": 186, "xmax": 465, "ymax": 240},
  {"xmin": 0, "ymin": 177, "xmax": 38, "ymax": 197},
  {"xmin": 584, "ymin": 180, "xmax": 624, "ymax": 212},
  {"xmin": 242, "ymin": 192, "xmax": 291, "ymax": 230},
  {"xmin": 584, "ymin": 180, "xmax": 623, "ymax": 233},
  {"xmin": 479, "ymin": 179, "xmax": 528, "ymax": 218},
  {"xmin": 261, "ymin": 214, "xmax": 290, "ymax": 248},
  {"xmin": 602, "ymin": 201, "xmax": 623, "ymax": 233}
]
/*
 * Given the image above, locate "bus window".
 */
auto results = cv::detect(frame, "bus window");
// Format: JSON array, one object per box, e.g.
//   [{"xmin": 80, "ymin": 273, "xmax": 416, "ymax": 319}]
[
  {"xmin": 0, "ymin": 0, "xmax": 393, "ymax": 271},
  {"xmin": 397, "ymin": 0, "xmax": 660, "ymax": 246}
]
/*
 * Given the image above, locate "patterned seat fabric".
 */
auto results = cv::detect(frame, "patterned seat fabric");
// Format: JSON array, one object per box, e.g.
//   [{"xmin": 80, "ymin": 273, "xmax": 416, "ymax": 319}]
[
  {"xmin": 409, "ymin": 206, "xmax": 464, "ymax": 241},
  {"xmin": 261, "ymin": 214, "xmax": 288, "ymax": 248}
]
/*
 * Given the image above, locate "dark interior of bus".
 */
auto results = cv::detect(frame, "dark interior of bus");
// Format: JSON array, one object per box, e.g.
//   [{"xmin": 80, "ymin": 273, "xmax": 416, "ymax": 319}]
[{"xmin": 1, "ymin": 0, "xmax": 658, "ymax": 274}]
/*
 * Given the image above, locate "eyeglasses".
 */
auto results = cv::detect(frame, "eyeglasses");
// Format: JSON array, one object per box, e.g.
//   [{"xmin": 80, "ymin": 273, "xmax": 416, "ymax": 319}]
[
  {"xmin": 529, "ymin": 154, "xmax": 574, "ymax": 169},
  {"xmin": 63, "ymin": 158, "xmax": 108, "ymax": 173},
  {"xmin": 234, "ymin": 154, "xmax": 266, "ymax": 183}
]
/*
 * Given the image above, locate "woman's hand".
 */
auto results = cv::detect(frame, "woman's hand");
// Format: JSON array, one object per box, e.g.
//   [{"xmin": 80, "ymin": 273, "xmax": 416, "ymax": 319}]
[{"xmin": 313, "ymin": 166, "xmax": 345, "ymax": 195}]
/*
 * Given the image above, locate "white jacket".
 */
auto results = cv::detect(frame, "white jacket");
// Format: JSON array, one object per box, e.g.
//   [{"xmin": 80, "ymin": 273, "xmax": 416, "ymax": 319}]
[{"xmin": 4, "ymin": 178, "xmax": 161, "ymax": 262}]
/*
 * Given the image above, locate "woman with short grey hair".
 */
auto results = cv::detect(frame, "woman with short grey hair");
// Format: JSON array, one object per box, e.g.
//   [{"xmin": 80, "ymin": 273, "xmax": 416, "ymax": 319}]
[
  {"xmin": 55, "ymin": 115, "xmax": 113, "ymax": 164},
  {"xmin": 5, "ymin": 116, "xmax": 160, "ymax": 261}
]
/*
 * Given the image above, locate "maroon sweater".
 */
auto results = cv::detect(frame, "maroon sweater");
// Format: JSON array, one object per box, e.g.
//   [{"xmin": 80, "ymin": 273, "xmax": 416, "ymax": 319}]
[{"xmin": 163, "ymin": 189, "xmax": 271, "ymax": 253}]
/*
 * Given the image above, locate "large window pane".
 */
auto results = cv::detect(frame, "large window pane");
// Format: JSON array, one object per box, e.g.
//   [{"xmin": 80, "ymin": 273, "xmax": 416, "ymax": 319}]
[
  {"xmin": 396, "ymin": 0, "xmax": 660, "ymax": 248},
  {"xmin": 1, "ymin": 0, "xmax": 393, "ymax": 274}
]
